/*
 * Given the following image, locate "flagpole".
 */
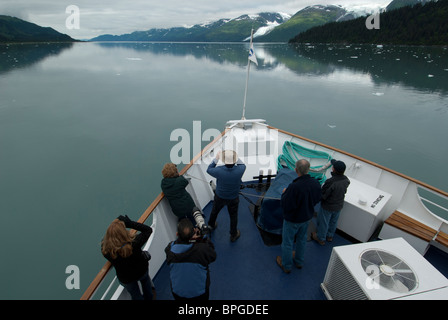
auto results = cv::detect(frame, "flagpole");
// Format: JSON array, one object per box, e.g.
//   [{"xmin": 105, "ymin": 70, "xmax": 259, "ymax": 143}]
[{"xmin": 242, "ymin": 29, "xmax": 254, "ymax": 120}]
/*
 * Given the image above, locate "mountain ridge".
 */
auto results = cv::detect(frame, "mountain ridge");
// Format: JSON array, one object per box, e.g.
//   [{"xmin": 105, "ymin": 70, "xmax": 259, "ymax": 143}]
[
  {"xmin": 2, "ymin": 1, "xmax": 430, "ymax": 43},
  {"xmin": 0, "ymin": 15, "xmax": 76, "ymax": 43},
  {"xmin": 290, "ymin": 0, "xmax": 447, "ymax": 45},
  {"xmin": 90, "ymin": 3, "xmax": 391, "ymax": 42}
]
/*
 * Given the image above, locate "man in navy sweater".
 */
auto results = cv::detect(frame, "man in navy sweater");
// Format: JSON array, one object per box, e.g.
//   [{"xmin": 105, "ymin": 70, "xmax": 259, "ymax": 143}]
[
  {"xmin": 277, "ymin": 159, "xmax": 321, "ymax": 273},
  {"xmin": 207, "ymin": 150, "xmax": 246, "ymax": 242}
]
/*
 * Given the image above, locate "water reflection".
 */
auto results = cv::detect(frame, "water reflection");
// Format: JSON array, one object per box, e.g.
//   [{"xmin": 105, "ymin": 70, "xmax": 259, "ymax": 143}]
[
  {"xmin": 292, "ymin": 44, "xmax": 448, "ymax": 94},
  {"xmin": 0, "ymin": 42, "xmax": 73, "ymax": 75},
  {"xmin": 93, "ymin": 42, "xmax": 448, "ymax": 95}
]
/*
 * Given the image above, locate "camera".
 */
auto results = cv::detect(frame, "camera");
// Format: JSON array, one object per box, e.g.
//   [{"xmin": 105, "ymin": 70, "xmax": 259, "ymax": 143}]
[{"xmin": 192, "ymin": 209, "xmax": 210, "ymax": 236}]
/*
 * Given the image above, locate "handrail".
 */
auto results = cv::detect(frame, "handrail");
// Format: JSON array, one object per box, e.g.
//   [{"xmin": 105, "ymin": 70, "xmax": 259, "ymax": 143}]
[
  {"xmin": 100, "ymin": 276, "xmax": 118, "ymax": 300},
  {"xmin": 80, "ymin": 127, "xmax": 228, "ymax": 300},
  {"xmin": 420, "ymin": 197, "xmax": 448, "ymax": 214}
]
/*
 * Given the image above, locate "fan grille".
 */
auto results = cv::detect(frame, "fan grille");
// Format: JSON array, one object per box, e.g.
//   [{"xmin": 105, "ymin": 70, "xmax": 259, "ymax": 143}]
[{"xmin": 360, "ymin": 249, "xmax": 418, "ymax": 293}]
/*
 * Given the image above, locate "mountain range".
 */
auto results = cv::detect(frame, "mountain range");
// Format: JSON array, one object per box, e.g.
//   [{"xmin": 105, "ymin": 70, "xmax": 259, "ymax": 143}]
[
  {"xmin": 0, "ymin": 0, "xmax": 431, "ymax": 43},
  {"xmin": 91, "ymin": 4, "xmax": 386, "ymax": 42},
  {"xmin": 91, "ymin": 0, "xmax": 425, "ymax": 42}
]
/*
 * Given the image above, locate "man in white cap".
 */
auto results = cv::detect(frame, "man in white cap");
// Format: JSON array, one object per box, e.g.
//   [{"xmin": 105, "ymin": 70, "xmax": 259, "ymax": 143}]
[{"xmin": 206, "ymin": 150, "xmax": 246, "ymax": 242}]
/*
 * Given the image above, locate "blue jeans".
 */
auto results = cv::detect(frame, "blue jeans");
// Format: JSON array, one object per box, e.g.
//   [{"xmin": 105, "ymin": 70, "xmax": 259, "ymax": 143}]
[
  {"xmin": 281, "ymin": 219, "xmax": 309, "ymax": 270},
  {"xmin": 316, "ymin": 204, "xmax": 341, "ymax": 242},
  {"xmin": 121, "ymin": 272, "xmax": 153, "ymax": 300}
]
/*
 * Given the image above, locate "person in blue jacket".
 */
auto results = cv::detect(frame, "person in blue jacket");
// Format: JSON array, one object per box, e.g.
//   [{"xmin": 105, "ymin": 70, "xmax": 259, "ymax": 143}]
[
  {"xmin": 165, "ymin": 218, "xmax": 217, "ymax": 300},
  {"xmin": 206, "ymin": 150, "xmax": 246, "ymax": 242}
]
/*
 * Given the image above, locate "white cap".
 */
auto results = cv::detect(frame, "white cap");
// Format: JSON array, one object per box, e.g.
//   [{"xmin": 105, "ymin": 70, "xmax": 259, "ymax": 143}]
[{"xmin": 222, "ymin": 150, "xmax": 238, "ymax": 165}]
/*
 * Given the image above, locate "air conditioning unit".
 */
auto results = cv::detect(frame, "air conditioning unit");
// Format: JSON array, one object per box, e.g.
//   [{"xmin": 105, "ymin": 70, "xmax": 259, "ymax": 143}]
[{"xmin": 321, "ymin": 238, "xmax": 448, "ymax": 300}]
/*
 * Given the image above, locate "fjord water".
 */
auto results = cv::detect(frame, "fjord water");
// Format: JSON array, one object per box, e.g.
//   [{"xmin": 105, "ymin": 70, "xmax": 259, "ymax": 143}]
[{"xmin": 0, "ymin": 42, "xmax": 447, "ymax": 299}]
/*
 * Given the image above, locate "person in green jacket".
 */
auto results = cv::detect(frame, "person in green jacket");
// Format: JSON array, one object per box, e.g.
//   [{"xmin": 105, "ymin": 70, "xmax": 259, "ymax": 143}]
[
  {"xmin": 161, "ymin": 163, "xmax": 196, "ymax": 221},
  {"xmin": 161, "ymin": 163, "xmax": 209, "ymax": 234}
]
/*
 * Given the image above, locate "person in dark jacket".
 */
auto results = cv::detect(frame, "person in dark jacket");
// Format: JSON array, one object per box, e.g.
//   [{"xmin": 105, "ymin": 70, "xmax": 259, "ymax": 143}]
[
  {"xmin": 161, "ymin": 162, "xmax": 198, "ymax": 224},
  {"xmin": 312, "ymin": 159, "xmax": 350, "ymax": 245},
  {"xmin": 102, "ymin": 215, "xmax": 154, "ymax": 300},
  {"xmin": 276, "ymin": 159, "xmax": 321, "ymax": 273},
  {"xmin": 165, "ymin": 218, "xmax": 217, "ymax": 300}
]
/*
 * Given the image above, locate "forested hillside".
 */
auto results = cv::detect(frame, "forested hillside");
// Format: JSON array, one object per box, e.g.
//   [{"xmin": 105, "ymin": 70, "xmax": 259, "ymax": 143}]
[{"xmin": 290, "ymin": 0, "xmax": 448, "ymax": 45}]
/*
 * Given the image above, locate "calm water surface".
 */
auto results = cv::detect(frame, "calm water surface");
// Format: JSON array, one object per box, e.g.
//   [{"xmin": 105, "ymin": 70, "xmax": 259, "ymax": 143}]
[{"xmin": 0, "ymin": 42, "xmax": 447, "ymax": 299}]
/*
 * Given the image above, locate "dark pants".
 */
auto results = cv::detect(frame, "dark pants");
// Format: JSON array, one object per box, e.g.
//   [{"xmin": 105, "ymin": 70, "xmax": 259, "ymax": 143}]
[
  {"xmin": 121, "ymin": 272, "xmax": 154, "ymax": 300},
  {"xmin": 208, "ymin": 194, "xmax": 239, "ymax": 236}
]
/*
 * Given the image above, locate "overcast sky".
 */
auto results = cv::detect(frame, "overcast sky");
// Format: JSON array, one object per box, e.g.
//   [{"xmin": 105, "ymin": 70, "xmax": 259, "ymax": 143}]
[{"xmin": 0, "ymin": 0, "xmax": 391, "ymax": 40}]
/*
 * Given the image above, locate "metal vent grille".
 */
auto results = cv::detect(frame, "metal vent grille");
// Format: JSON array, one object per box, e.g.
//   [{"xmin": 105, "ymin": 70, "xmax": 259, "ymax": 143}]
[
  {"xmin": 323, "ymin": 252, "xmax": 368, "ymax": 300},
  {"xmin": 360, "ymin": 249, "xmax": 418, "ymax": 293}
]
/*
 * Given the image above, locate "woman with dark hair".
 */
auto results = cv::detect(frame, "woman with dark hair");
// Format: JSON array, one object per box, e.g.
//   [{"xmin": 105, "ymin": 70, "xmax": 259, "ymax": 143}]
[{"xmin": 101, "ymin": 215, "xmax": 154, "ymax": 300}]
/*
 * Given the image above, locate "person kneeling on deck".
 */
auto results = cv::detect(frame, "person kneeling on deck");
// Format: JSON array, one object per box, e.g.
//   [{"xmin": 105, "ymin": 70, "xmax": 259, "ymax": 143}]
[
  {"xmin": 312, "ymin": 159, "xmax": 350, "ymax": 245},
  {"xmin": 206, "ymin": 150, "xmax": 246, "ymax": 242},
  {"xmin": 165, "ymin": 218, "xmax": 217, "ymax": 300},
  {"xmin": 161, "ymin": 163, "xmax": 209, "ymax": 234},
  {"xmin": 277, "ymin": 159, "xmax": 321, "ymax": 273}
]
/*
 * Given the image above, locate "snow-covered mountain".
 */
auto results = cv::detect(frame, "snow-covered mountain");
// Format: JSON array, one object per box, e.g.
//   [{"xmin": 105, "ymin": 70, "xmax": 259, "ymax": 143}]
[
  {"xmin": 91, "ymin": 12, "xmax": 290, "ymax": 42},
  {"xmin": 91, "ymin": 2, "xmax": 400, "ymax": 42}
]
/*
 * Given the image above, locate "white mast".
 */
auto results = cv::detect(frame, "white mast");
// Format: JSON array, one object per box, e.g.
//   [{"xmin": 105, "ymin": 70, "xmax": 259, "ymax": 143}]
[{"xmin": 242, "ymin": 29, "xmax": 257, "ymax": 120}]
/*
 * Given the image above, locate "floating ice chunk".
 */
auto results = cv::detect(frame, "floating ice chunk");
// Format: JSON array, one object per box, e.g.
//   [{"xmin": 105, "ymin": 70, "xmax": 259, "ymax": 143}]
[
  {"xmin": 386, "ymin": 148, "xmax": 392, "ymax": 151},
  {"xmin": 428, "ymin": 74, "xmax": 434, "ymax": 78},
  {"xmin": 372, "ymin": 92, "xmax": 384, "ymax": 96},
  {"xmin": 126, "ymin": 57, "xmax": 142, "ymax": 61},
  {"xmin": 327, "ymin": 124, "xmax": 336, "ymax": 129},
  {"xmin": 350, "ymin": 56, "xmax": 358, "ymax": 59}
]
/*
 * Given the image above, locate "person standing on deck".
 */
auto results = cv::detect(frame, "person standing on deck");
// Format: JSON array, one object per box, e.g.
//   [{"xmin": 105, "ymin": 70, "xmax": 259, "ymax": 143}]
[
  {"xmin": 277, "ymin": 159, "xmax": 321, "ymax": 273},
  {"xmin": 206, "ymin": 150, "xmax": 246, "ymax": 242},
  {"xmin": 101, "ymin": 215, "xmax": 154, "ymax": 300},
  {"xmin": 312, "ymin": 159, "xmax": 350, "ymax": 245}
]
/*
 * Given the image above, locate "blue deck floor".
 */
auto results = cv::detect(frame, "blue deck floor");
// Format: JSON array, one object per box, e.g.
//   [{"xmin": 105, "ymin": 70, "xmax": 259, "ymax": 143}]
[
  {"xmin": 153, "ymin": 185, "xmax": 448, "ymax": 300},
  {"xmin": 153, "ymin": 186, "xmax": 354, "ymax": 300}
]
